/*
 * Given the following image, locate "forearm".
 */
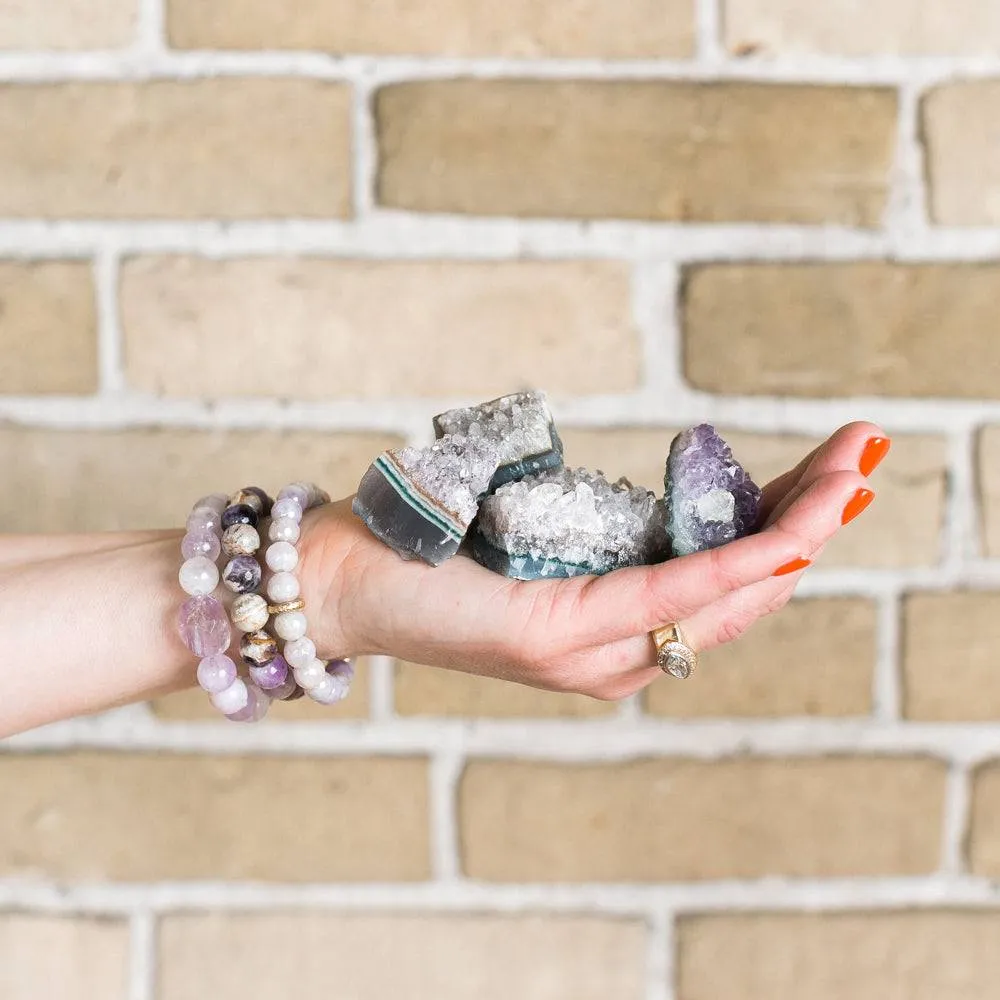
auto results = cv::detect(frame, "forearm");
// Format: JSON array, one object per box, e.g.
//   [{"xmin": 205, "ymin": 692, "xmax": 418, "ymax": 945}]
[
  {"xmin": 0, "ymin": 531, "xmax": 170, "ymax": 571},
  {"xmin": 1, "ymin": 531, "xmax": 195, "ymax": 736}
]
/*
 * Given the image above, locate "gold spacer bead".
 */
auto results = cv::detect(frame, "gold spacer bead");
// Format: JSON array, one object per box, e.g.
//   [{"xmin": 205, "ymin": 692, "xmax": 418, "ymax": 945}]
[{"xmin": 268, "ymin": 598, "xmax": 306, "ymax": 616}]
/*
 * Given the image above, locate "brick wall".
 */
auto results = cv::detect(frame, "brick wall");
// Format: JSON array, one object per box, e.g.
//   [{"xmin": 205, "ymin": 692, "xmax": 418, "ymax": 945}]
[{"xmin": 1, "ymin": 2, "xmax": 999, "ymax": 998}]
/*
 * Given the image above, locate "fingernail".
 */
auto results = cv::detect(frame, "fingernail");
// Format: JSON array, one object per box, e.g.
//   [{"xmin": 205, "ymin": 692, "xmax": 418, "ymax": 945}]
[
  {"xmin": 842, "ymin": 488, "xmax": 875, "ymax": 526},
  {"xmin": 859, "ymin": 436, "xmax": 891, "ymax": 477},
  {"xmin": 773, "ymin": 556, "xmax": 812, "ymax": 577}
]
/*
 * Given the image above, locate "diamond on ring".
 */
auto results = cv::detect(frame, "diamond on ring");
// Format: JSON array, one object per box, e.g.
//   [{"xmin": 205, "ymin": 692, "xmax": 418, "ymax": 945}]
[{"xmin": 651, "ymin": 623, "xmax": 698, "ymax": 679}]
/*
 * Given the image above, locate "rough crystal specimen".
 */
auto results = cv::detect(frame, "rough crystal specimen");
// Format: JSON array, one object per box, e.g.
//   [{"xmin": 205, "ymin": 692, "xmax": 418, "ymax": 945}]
[
  {"xmin": 433, "ymin": 391, "xmax": 564, "ymax": 488},
  {"xmin": 474, "ymin": 467, "xmax": 669, "ymax": 579},
  {"xmin": 353, "ymin": 434, "xmax": 501, "ymax": 566},
  {"xmin": 665, "ymin": 423, "xmax": 762, "ymax": 557}
]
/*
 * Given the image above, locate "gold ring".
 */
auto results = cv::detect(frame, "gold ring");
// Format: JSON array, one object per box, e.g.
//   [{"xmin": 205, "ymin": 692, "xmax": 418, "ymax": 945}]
[{"xmin": 651, "ymin": 622, "xmax": 697, "ymax": 679}]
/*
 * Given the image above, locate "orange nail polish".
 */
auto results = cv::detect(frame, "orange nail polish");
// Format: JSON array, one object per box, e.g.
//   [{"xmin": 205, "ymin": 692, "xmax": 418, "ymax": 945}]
[
  {"xmin": 842, "ymin": 488, "xmax": 875, "ymax": 525},
  {"xmin": 860, "ymin": 436, "xmax": 891, "ymax": 476},
  {"xmin": 773, "ymin": 556, "xmax": 812, "ymax": 577}
]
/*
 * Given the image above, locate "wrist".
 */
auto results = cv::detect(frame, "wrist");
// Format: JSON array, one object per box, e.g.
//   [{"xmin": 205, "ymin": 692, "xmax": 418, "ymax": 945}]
[{"xmin": 297, "ymin": 498, "xmax": 362, "ymax": 661}]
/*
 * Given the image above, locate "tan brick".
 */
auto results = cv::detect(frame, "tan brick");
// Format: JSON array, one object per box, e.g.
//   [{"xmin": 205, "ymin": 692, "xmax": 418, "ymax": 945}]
[
  {"xmin": 560, "ymin": 428, "xmax": 946, "ymax": 569},
  {"xmin": 0, "ymin": 81, "xmax": 351, "ymax": 218},
  {"xmin": 678, "ymin": 912, "xmax": 1000, "ymax": 1000},
  {"xmin": 902, "ymin": 592, "xmax": 1000, "ymax": 721},
  {"xmin": 394, "ymin": 661, "xmax": 615, "ymax": 718},
  {"xmin": 0, "ymin": 753, "xmax": 429, "ymax": 880},
  {"xmin": 0, "ymin": 0, "xmax": 135, "ymax": 49},
  {"xmin": 169, "ymin": 0, "xmax": 693, "ymax": 57},
  {"xmin": 970, "ymin": 761, "xmax": 1000, "ymax": 876},
  {"xmin": 685, "ymin": 263, "xmax": 1000, "ymax": 397},
  {"xmin": 122, "ymin": 256, "xmax": 639, "ymax": 399},
  {"xmin": 0, "ymin": 916, "xmax": 128, "ymax": 1000},
  {"xmin": 980, "ymin": 427, "xmax": 1000, "ymax": 556},
  {"xmin": 724, "ymin": 0, "xmax": 1000, "ymax": 56},
  {"xmin": 647, "ymin": 598, "xmax": 876, "ymax": 717},
  {"xmin": 0, "ymin": 428, "xmax": 400, "ymax": 532},
  {"xmin": 925, "ymin": 83, "xmax": 1000, "ymax": 226},
  {"xmin": 0, "ymin": 261, "xmax": 97, "ymax": 394},
  {"xmin": 161, "ymin": 914, "xmax": 644, "ymax": 1000},
  {"xmin": 153, "ymin": 659, "xmax": 372, "ymax": 720},
  {"xmin": 558, "ymin": 427, "xmax": 674, "ymax": 494},
  {"xmin": 376, "ymin": 81, "xmax": 896, "ymax": 224},
  {"xmin": 461, "ymin": 757, "xmax": 945, "ymax": 880}
]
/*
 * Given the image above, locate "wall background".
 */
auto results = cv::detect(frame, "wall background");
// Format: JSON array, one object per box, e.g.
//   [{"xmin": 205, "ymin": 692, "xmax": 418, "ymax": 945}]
[{"xmin": 2, "ymin": 1, "xmax": 1000, "ymax": 997}]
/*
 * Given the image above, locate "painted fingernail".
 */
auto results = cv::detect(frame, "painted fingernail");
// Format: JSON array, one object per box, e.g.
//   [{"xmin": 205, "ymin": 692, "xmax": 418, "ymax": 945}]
[
  {"xmin": 859, "ymin": 436, "xmax": 891, "ymax": 477},
  {"xmin": 842, "ymin": 488, "xmax": 875, "ymax": 526},
  {"xmin": 773, "ymin": 556, "xmax": 812, "ymax": 577}
]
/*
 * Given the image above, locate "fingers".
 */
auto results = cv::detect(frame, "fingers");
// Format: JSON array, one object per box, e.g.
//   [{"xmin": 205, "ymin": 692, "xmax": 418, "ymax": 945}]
[
  {"xmin": 572, "ymin": 532, "xmax": 804, "ymax": 646},
  {"xmin": 581, "ymin": 572, "xmax": 800, "ymax": 700},
  {"xmin": 575, "ymin": 459, "xmax": 870, "ymax": 648},
  {"xmin": 763, "ymin": 421, "xmax": 888, "ymax": 528},
  {"xmin": 680, "ymin": 574, "xmax": 798, "ymax": 653},
  {"xmin": 585, "ymin": 467, "xmax": 862, "ymax": 684}
]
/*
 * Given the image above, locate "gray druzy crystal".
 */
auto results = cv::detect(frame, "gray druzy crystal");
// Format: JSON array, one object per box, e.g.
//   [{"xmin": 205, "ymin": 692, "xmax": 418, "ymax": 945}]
[
  {"xmin": 395, "ymin": 434, "xmax": 501, "ymax": 528},
  {"xmin": 433, "ymin": 391, "xmax": 563, "ymax": 488},
  {"xmin": 665, "ymin": 424, "xmax": 762, "ymax": 557},
  {"xmin": 352, "ymin": 433, "xmax": 501, "ymax": 566},
  {"xmin": 474, "ymin": 467, "xmax": 669, "ymax": 579}
]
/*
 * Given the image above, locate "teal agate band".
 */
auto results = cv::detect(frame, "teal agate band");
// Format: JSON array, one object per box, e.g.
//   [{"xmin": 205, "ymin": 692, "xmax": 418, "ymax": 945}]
[
  {"xmin": 471, "ymin": 531, "xmax": 597, "ymax": 580},
  {"xmin": 374, "ymin": 454, "xmax": 464, "ymax": 542}
]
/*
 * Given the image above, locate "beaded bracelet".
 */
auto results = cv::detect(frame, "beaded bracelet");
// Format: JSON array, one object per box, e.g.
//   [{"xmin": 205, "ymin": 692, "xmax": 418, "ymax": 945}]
[
  {"xmin": 178, "ymin": 490, "xmax": 274, "ymax": 722},
  {"xmin": 265, "ymin": 482, "xmax": 354, "ymax": 707},
  {"xmin": 221, "ymin": 486, "xmax": 301, "ymax": 715},
  {"xmin": 177, "ymin": 492, "xmax": 258, "ymax": 721}
]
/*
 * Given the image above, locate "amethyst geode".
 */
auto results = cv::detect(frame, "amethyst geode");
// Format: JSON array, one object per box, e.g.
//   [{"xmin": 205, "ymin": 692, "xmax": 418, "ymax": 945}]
[{"xmin": 665, "ymin": 424, "xmax": 762, "ymax": 557}]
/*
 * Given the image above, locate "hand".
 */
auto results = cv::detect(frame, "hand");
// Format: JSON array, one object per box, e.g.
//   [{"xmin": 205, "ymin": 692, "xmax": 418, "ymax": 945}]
[{"xmin": 298, "ymin": 422, "xmax": 884, "ymax": 701}]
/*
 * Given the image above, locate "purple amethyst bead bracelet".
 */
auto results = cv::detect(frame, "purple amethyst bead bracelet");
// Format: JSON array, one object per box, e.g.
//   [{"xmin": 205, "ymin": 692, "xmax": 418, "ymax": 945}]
[{"xmin": 175, "ymin": 483, "xmax": 353, "ymax": 722}]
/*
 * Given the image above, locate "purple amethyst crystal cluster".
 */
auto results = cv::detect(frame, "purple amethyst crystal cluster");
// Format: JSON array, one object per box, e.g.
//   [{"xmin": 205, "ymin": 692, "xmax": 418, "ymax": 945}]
[
  {"xmin": 353, "ymin": 391, "xmax": 761, "ymax": 578},
  {"xmin": 664, "ymin": 424, "xmax": 762, "ymax": 557}
]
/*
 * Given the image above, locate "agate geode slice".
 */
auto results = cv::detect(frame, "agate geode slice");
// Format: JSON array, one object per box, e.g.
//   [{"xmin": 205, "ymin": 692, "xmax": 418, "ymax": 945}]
[
  {"xmin": 474, "ymin": 467, "xmax": 669, "ymax": 580},
  {"xmin": 353, "ymin": 434, "xmax": 500, "ymax": 566},
  {"xmin": 433, "ymin": 391, "xmax": 564, "ymax": 489},
  {"xmin": 665, "ymin": 424, "xmax": 762, "ymax": 557}
]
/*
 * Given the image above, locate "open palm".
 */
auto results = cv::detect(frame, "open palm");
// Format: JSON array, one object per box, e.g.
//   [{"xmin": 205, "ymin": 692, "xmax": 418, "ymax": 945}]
[{"xmin": 301, "ymin": 422, "xmax": 883, "ymax": 700}]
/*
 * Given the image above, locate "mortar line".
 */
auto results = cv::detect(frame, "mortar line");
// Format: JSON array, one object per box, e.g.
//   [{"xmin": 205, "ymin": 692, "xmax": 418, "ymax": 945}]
[
  {"xmin": 0, "ymin": 218, "xmax": 895, "ymax": 260},
  {"xmin": 94, "ymin": 249, "xmax": 125, "ymax": 394},
  {"xmin": 873, "ymin": 589, "xmax": 903, "ymax": 721},
  {"xmin": 6, "ymin": 217, "xmax": 1000, "ymax": 263},
  {"xmin": 135, "ymin": 0, "xmax": 167, "ymax": 55},
  {"xmin": 10, "ymin": 715, "xmax": 1000, "ymax": 762},
  {"xmin": 648, "ymin": 909, "xmax": 674, "ymax": 1000},
  {"xmin": 429, "ymin": 750, "xmax": 464, "ymax": 881},
  {"xmin": 617, "ymin": 692, "xmax": 644, "ymax": 722},
  {"xmin": 695, "ymin": 0, "xmax": 725, "ymax": 65},
  {"xmin": 941, "ymin": 762, "xmax": 972, "ymax": 876},
  {"xmin": 1, "ymin": 388, "xmax": 999, "ymax": 437},
  {"xmin": 366, "ymin": 655, "xmax": 396, "ymax": 722},
  {"xmin": 3, "ymin": 51, "xmax": 1000, "ymax": 85},
  {"xmin": 943, "ymin": 427, "xmax": 980, "ymax": 569},
  {"xmin": 350, "ymin": 72, "xmax": 378, "ymax": 218},
  {"xmin": 969, "ymin": 427, "xmax": 987, "ymax": 559},
  {"xmin": 883, "ymin": 79, "xmax": 929, "ymax": 239},
  {"xmin": 632, "ymin": 260, "xmax": 686, "ymax": 394},
  {"xmin": 127, "ymin": 910, "xmax": 156, "ymax": 1000},
  {"xmin": 4, "ymin": 876, "xmax": 1000, "ymax": 915}
]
